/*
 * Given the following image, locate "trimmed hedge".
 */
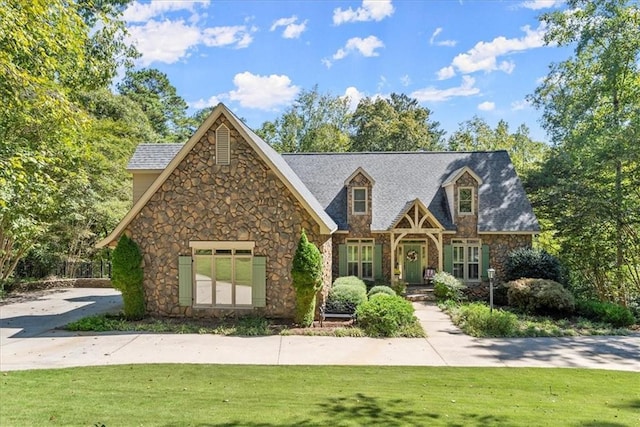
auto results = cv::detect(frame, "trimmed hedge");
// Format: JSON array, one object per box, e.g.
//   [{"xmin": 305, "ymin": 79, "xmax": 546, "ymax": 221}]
[
  {"xmin": 325, "ymin": 284, "xmax": 367, "ymax": 314},
  {"xmin": 111, "ymin": 235, "xmax": 145, "ymax": 320},
  {"xmin": 505, "ymin": 248, "xmax": 564, "ymax": 283},
  {"xmin": 507, "ymin": 278, "xmax": 575, "ymax": 315},
  {"xmin": 356, "ymin": 294, "xmax": 417, "ymax": 337},
  {"xmin": 291, "ymin": 230, "xmax": 323, "ymax": 326},
  {"xmin": 576, "ymin": 299, "xmax": 635, "ymax": 327},
  {"xmin": 368, "ymin": 285, "xmax": 396, "ymax": 298},
  {"xmin": 333, "ymin": 276, "xmax": 367, "ymax": 292}
]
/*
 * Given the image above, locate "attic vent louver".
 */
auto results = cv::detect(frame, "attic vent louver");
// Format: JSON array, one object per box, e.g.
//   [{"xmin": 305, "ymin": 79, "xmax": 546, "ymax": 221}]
[{"xmin": 216, "ymin": 125, "xmax": 230, "ymax": 165}]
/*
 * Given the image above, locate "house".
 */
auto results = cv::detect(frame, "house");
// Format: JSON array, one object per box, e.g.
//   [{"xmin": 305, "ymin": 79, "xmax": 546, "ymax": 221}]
[{"xmin": 97, "ymin": 103, "xmax": 539, "ymax": 318}]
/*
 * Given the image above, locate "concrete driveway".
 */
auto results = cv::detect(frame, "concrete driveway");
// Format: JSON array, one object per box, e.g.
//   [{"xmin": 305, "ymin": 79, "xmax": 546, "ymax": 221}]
[{"xmin": 1, "ymin": 288, "xmax": 638, "ymax": 372}]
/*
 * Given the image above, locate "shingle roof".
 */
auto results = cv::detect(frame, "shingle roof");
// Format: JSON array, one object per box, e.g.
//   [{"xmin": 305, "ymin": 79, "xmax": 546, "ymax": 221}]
[
  {"xmin": 282, "ymin": 151, "xmax": 539, "ymax": 233},
  {"xmin": 127, "ymin": 144, "xmax": 182, "ymax": 170},
  {"xmin": 122, "ymin": 145, "xmax": 539, "ymax": 234}
]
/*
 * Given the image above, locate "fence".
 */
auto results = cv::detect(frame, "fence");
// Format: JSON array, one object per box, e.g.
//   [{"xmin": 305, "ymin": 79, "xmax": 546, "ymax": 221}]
[{"xmin": 15, "ymin": 259, "xmax": 111, "ymax": 279}]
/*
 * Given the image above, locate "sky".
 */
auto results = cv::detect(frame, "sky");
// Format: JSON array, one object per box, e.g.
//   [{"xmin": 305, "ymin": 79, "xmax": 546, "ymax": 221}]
[{"xmin": 121, "ymin": 0, "xmax": 573, "ymax": 143}]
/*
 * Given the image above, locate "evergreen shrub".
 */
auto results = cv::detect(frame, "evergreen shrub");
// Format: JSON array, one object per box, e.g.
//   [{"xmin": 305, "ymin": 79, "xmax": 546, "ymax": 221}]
[
  {"xmin": 507, "ymin": 278, "xmax": 575, "ymax": 315},
  {"xmin": 433, "ymin": 271, "xmax": 465, "ymax": 302},
  {"xmin": 505, "ymin": 248, "xmax": 564, "ymax": 283},
  {"xmin": 367, "ymin": 285, "xmax": 396, "ymax": 298},
  {"xmin": 111, "ymin": 235, "xmax": 145, "ymax": 320},
  {"xmin": 333, "ymin": 276, "xmax": 367, "ymax": 292},
  {"xmin": 456, "ymin": 302, "xmax": 518, "ymax": 337},
  {"xmin": 356, "ymin": 294, "xmax": 417, "ymax": 337},
  {"xmin": 575, "ymin": 299, "xmax": 635, "ymax": 327},
  {"xmin": 291, "ymin": 230, "xmax": 323, "ymax": 326},
  {"xmin": 326, "ymin": 284, "xmax": 367, "ymax": 313}
]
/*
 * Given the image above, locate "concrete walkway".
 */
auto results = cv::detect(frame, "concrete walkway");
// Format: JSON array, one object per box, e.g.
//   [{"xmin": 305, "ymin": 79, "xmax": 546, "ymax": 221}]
[{"xmin": 1, "ymin": 288, "xmax": 638, "ymax": 372}]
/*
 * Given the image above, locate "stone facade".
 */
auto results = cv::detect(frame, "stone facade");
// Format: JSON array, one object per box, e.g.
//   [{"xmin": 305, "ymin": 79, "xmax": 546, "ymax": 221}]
[
  {"xmin": 345, "ymin": 172, "xmax": 372, "ymax": 236},
  {"xmin": 126, "ymin": 113, "xmax": 331, "ymax": 318},
  {"xmin": 452, "ymin": 171, "xmax": 480, "ymax": 238}
]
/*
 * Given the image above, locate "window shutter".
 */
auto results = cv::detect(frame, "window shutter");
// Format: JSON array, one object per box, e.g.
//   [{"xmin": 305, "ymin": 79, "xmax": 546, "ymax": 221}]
[
  {"xmin": 216, "ymin": 125, "xmax": 230, "ymax": 165},
  {"xmin": 338, "ymin": 244, "xmax": 347, "ymax": 276},
  {"xmin": 481, "ymin": 244, "xmax": 490, "ymax": 280},
  {"xmin": 178, "ymin": 256, "xmax": 192, "ymax": 306},
  {"xmin": 443, "ymin": 245, "xmax": 453, "ymax": 274},
  {"xmin": 252, "ymin": 256, "xmax": 266, "ymax": 307},
  {"xmin": 374, "ymin": 244, "xmax": 383, "ymax": 280}
]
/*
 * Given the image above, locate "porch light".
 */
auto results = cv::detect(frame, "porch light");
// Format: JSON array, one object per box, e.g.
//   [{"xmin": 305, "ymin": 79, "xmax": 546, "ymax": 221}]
[{"xmin": 487, "ymin": 268, "xmax": 495, "ymax": 280}]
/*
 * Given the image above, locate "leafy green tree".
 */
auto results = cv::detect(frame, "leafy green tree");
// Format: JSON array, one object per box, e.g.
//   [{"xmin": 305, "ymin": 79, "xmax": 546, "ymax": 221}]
[
  {"xmin": 350, "ymin": 93, "xmax": 444, "ymax": 152},
  {"xmin": 448, "ymin": 117, "xmax": 548, "ymax": 177},
  {"xmin": 529, "ymin": 0, "xmax": 640, "ymax": 304},
  {"xmin": 118, "ymin": 68, "xmax": 194, "ymax": 143},
  {"xmin": 111, "ymin": 235, "xmax": 145, "ymax": 319},
  {"xmin": 291, "ymin": 230, "xmax": 323, "ymax": 326},
  {"xmin": 256, "ymin": 86, "xmax": 351, "ymax": 153}
]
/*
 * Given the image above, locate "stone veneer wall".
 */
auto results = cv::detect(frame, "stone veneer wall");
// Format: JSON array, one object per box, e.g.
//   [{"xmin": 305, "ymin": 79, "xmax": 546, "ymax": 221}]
[
  {"xmin": 452, "ymin": 171, "xmax": 479, "ymax": 237},
  {"xmin": 345, "ymin": 172, "xmax": 372, "ymax": 235},
  {"xmin": 126, "ymin": 113, "xmax": 331, "ymax": 318}
]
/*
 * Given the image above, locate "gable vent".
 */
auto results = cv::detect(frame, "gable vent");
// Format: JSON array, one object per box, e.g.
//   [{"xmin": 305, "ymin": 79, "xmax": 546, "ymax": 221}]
[{"xmin": 216, "ymin": 125, "xmax": 230, "ymax": 165}]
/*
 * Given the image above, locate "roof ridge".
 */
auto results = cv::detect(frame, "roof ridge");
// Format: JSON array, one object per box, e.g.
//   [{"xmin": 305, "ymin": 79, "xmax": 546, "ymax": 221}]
[{"xmin": 282, "ymin": 150, "xmax": 508, "ymax": 155}]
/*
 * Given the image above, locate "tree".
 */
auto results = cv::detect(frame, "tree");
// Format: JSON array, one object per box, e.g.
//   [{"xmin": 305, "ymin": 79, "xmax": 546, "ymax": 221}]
[
  {"xmin": 291, "ymin": 230, "xmax": 323, "ymax": 326},
  {"xmin": 529, "ymin": 0, "xmax": 640, "ymax": 304},
  {"xmin": 117, "ymin": 68, "xmax": 191, "ymax": 142},
  {"xmin": 448, "ymin": 117, "xmax": 549, "ymax": 177},
  {"xmin": 350, "ymin": 93, "xmax": 445, "ymax": 152},
  {"xmin": 111, "ymin": 235, "xmax": 145, "ymax": 319},
  {"xmin": 256, "ymin": 86, "xmax": 351, "ymax": 153}
]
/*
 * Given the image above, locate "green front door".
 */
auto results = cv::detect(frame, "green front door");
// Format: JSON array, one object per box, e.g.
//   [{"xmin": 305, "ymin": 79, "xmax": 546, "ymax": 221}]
[{"xmin": 403, "ymin": 244, "xmax": 422, "ymax": 284}]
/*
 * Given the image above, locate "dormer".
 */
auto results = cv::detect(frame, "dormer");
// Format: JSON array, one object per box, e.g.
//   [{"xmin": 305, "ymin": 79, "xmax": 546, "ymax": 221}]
[
  {"xmin": 442, "ymin": 166, "xmax": 482, "ymax": 231},
  {"xmin": 345, "ymin": 167, "xmax": 374, "ymax": 234}
]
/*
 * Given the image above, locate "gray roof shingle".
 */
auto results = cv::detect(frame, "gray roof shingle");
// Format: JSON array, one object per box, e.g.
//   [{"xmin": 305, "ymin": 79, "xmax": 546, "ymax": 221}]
[{"xmin": 125, "ymin": 145, "xmax": 539, "ymax": 233}]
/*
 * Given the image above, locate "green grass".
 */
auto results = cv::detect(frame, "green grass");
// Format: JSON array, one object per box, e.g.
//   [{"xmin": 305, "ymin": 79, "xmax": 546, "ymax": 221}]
[{"xmin": 1, "ymin": 365, "xmax": 638, "ymax": 426}]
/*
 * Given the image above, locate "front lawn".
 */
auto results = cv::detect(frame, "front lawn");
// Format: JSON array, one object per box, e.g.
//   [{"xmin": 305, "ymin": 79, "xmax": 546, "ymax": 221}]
[{"xmin": 1, "ymin": 365, "xmax": 638, "ymax": 426}]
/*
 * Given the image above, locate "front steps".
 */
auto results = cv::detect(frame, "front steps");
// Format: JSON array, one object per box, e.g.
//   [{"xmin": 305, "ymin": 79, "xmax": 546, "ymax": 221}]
[{"xmin": 405, "ymin": 285, "xmax": 436, "ymax": 302}]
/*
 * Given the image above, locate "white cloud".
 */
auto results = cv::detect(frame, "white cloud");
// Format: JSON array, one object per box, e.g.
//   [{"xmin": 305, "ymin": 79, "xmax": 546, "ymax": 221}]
[
  {"xmin": 228, "ymin": 72, "xmax": 299, "ymax": 109},
  {"xmin": 127, "ymin": 20, "xmax": 202, "ymax": 66},
  {"xmin": 411, "ymin": 76, "xmax": 480, "ymax": 102},
  {"xmin": 123, "ymin": 1, "xmax": 208, "ymax": 22},
  {"xmin": 437, "ymin": 66, "xmax": 456, "ymax": 80},
  {"xmin": 332, "ymin": 36, "xmax": 384, "ymax": 61},
  {"xmin": 521, "ymin": 0, "xmax": 564, "ymax": 10},
  {"xmin": 333, "ymin": 0, "xmax": 394, "ymax": 25},
  {"xmin": 201, "ymin": 26, "xmax": 255, "ymax": 48},
  {"xmin": 511, "ymin": 99, "xmax": 531, "ymax": 110},
  {"xmin": 478, "ymin": 101, "xmax": 496, "ymax": 111},
  {"xmin": 400, "ymin": 74, "xmax": 411, "ymax": 87},
  {"xmin": 439, "ymin": 24, "xmax": 547, "ymax": 79},
  {"xmin": 343, "ymin": 86, "xmax": 365, "ymax": 111},
  {"xmin": 190, "ymin": 95, "xmax": 221, "ymax": 109},
  {"xmin": 429, "ymin": 27, "xmax": 457, "ymax": 47},
  {"xmin": 270, "ymin": 16, "xmax": 308, "ymax": 39},
  {"xmin": 127, "ymin": 20, "xmax": 256, "ymax": 65}
]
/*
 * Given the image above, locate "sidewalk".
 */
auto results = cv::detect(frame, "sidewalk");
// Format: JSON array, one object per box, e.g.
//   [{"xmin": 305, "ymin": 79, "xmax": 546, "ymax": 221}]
[{"xmin": 1, "ymin": 288, "xmax": 638, "ymax": 372}]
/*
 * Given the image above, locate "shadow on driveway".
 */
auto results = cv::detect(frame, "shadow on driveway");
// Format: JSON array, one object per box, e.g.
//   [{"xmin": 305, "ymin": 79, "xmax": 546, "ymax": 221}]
[{"xmin": 0, "ymin": 289, "xmax": 122, "ymax": 339}]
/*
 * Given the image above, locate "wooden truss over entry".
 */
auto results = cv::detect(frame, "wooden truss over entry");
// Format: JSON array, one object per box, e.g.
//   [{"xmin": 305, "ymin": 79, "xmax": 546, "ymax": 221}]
[{"xmin": 389, "ymin": 199, "xmax": 446, "ymax": 284}]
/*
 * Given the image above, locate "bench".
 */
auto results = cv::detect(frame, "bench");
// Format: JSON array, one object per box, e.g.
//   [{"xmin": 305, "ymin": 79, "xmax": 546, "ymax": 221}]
[{"xmin": 319, "ymin": 305, "xmax": 356, "ymax": 327}]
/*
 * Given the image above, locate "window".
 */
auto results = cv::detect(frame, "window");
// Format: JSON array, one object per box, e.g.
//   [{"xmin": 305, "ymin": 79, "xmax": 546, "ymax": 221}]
[
  {"xmin": 192, "ymin": 243, "xmax": 253, "ymax": 307},
  {"xmin": 352, "ymin": 188, "xmax": 367, "ymax": 214},
  {"xmin": 216, "ymin": 125, "xmax": 230, "ymax": 165},
  {"xmin": 347, "ymin": 239, "xmax": 374, "ymax": 280},
  {"xmin": 452, "ymin": 239, "xmax": 480, "ymax": 281},
  {"xmin": 458, "ymin": 187, "xmax": 473, "ymax": 214}
]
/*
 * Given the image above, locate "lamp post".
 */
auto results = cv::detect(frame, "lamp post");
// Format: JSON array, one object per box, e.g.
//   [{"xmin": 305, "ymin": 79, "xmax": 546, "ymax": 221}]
[{"xmin": 487, "ymin": 268, "xmax": 495, "ymax": 313}]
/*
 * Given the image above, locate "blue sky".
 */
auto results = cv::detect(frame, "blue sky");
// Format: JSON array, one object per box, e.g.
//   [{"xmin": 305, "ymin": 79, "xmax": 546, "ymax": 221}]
[{"xmin": 122, "ymin": 0, "xmax": 571, "ymax": 143}]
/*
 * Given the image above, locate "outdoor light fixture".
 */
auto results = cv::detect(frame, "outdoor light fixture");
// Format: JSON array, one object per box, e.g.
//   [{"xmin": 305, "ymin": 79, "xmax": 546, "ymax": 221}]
[{"xmin": 487, "ymin": 268, "xmax": 496, "ymax": 313}]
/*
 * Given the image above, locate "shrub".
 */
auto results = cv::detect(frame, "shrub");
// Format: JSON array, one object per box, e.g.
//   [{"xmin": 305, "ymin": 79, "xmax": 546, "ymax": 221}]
[
  {"xmin": 433, "ymin": 271, "xmax": 465, "ymax": 302},
  {"xmin": 291, "ymin": 230, "xmax": 323, "ymax": 326},
  {"xmin": 455, "ymin": 302, "xmax": 518, "ymax": 337},
  {"xmin": 326, "ymin": 284, "xmax": 367, "ymax": 313},
  {"xmin": 111, "ymin": 235, "xmax": 145, "ymax": 320},
  {"xmin": 507, "ymin": 278, "xmax": 575, "ymax": 315},
  {"xmin": 333, "ymin": 276, "xmax": 367, "ymax": 293},
  {"xmin": 368, "ymin": 285, "xmax": 396, "ymax": 298},
  {"xmin": 391, "ymin": 279, "xmax": 407, "ymax": 296},
  {"xmin": 575, "ymin": 299, "xmax": 635, "ymax": 327},
  {"xmin": 505, "ymin": 248, "xmax": 564, "ymax": 283},
  {"xmin": 356, "ymin": 294, "xmax": 417, "ymax": 337}
]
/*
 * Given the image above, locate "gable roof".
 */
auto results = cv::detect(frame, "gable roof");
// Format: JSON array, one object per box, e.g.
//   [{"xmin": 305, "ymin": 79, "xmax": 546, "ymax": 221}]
[
  {"xmin": 127, "ymin": 144, "xmax": 182, "ymax": 171},
  {"xmin": 97, "ymin": 103, "xmax": 337, "ymax": 248},
  {"xmin": 442, "ymin": 166, "xmax": 483, "ymax": 187},
  {"xmin": 283, "ymin": 151, "xmax": 539, "ymax": 233}
]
